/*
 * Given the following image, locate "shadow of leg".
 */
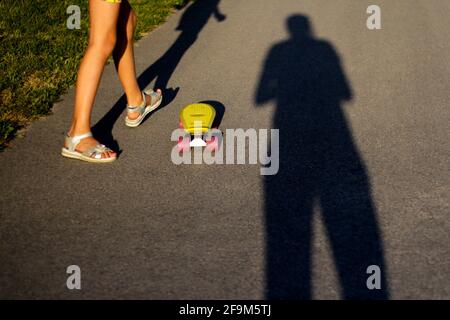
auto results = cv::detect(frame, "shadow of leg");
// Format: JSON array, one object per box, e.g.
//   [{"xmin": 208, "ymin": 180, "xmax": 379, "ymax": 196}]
[{"xmin": 265, "ymin": 175, "xmax": 314, "ymax": 299}]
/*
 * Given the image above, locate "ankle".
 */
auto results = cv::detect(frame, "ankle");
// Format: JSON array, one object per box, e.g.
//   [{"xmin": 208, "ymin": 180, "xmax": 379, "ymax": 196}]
[
  {"xmin": 127, "ymin": 91, "xmax": 144, "ymax": 107},
  {"xmin": 68, "ymin": 124, "xmax": 91, "ymax": 137}
]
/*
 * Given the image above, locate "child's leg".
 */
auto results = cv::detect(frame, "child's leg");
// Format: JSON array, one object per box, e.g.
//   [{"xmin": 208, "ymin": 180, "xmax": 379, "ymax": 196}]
[
  {"xmin": 113, "ymin": 0, "xmax": 161, "ymax": 120},
  {"xmin": 68, "ymin": 0, "xmax": 121, "ymax": 158},
  {"xmin": 113, "ymin": 1, "xmax": 141, "ymax": 106}
]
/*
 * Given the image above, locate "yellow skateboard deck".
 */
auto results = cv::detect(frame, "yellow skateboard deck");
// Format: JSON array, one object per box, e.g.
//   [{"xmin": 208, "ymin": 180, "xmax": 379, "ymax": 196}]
[{"xmin": 180, "ymin": 103, "xmax": 216, "ymax": 135}]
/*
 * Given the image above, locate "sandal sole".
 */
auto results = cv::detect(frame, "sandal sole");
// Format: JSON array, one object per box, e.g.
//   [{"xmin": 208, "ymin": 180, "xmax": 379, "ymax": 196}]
[{"xmin": 61, "ymin": 148, "xmax": 116, "ymax": 163}]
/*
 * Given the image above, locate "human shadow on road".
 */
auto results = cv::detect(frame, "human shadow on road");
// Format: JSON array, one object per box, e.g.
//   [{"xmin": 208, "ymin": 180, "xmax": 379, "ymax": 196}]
[
  {"xmin": 92, "ymin": 0, "xmax": 226, "ymax": 152},
  {"xmin": 255, "ymin": 15, "xmax": 389, "ymax": 299}
]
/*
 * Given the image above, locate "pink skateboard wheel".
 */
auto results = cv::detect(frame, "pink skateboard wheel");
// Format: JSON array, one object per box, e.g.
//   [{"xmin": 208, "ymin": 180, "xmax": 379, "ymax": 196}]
[
  {"xmin": 206, "ymin": 136, "xmax": 219, "ymax": 152},
  {"xmin": 177, "ymin": 136, "xmax": 190, "ymax": 153}
]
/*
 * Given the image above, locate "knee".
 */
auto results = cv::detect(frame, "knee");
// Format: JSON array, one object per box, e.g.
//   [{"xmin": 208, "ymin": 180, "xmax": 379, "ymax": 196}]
[{"xmin": 88, "ymin": 32, "xmax": 117, "ymax": 58}]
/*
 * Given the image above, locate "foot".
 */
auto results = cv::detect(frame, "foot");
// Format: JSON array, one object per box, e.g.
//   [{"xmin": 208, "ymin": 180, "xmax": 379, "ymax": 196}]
[
  {"xmin": 127, "ymin": 89, "xmax": 162, "ymax": 120},
  {"xmin": 65, "ymin": 134, "xmax": 116, "ymax": 159}
]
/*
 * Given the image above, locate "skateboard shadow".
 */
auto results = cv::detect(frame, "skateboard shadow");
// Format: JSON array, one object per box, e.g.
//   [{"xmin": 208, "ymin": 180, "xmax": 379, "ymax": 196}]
[
  {"xmin": 199, "ymin": 100, "xmax": 225, "ymax": 128},
  {"xmin": 92, "ymin": 0, "xmax": 226, "ymax": 153},
  {"xmin": 255, "ymin": 15, "xmax": 389, "ymax": 299}
]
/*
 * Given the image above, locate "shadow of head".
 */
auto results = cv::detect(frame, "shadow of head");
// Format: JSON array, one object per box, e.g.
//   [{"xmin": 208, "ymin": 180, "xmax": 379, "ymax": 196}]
[{"xmin": 287, "ymin": 15, "xmax": 313, "ymax": 40}]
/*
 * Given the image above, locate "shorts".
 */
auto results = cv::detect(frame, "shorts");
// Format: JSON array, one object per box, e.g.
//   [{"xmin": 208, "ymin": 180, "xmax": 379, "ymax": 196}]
[{"xmin": 104, "ymin": 0, "xmax": 122, "ymax": 3}]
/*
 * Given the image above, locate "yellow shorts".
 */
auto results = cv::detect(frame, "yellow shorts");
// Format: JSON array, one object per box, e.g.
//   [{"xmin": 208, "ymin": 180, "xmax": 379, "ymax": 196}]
[{"xmin": 104, "ymin": 0, "xmax": 121, "ymax": 3}]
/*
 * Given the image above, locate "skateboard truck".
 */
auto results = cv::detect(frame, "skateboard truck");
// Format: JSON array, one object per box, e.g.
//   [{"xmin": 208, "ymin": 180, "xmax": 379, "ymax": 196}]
[{"xmin": 190, "ymin": 120, "xmax": 207, "ymax": 147}]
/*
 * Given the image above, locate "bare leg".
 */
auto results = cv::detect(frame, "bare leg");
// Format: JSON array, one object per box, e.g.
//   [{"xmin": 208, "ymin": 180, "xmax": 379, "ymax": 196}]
[
  {"xmin": 67, "ymin": 0, "xmax": 120, "ymax": 158},
  {"xmin": 113, "ymin": 0, "xmax": 161, "ymax": 120}
]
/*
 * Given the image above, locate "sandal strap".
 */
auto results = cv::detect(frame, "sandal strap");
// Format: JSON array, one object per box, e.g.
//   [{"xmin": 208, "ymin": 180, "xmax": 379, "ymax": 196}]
[
  {"xmin": 84, "ymin": 144, "xmax": 112, "ymax": 159},
  {"xmin": 126, "ymin": 92, "xmax": 146, "ymax": 114},
  {"xmin": 65, "ymin": 132, "xmax": 93, "ymax": 152},
  {"xmin": 144, "ymin": 89, "xmax": 162, "ymax": 105},
  {"xmin": 126, "ymin": 89, "xmax": 162, "ymax": 115}
]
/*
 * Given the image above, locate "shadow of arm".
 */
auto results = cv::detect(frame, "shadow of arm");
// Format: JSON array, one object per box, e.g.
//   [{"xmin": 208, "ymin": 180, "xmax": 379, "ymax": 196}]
[
  {"xmin": 322, "ymin": 42, "xmax": 353, "ymax": 102},
  {"xmin": 255, "ymin": 48, "xmax": 278, "ymax": 105},
  {"xmin": 213, "ymin": 3, "xmax": 226, "ymax": 22}
]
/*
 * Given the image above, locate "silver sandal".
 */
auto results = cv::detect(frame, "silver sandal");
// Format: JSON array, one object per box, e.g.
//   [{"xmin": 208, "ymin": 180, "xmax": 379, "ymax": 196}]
[
  {"xmin": 125, "ymin": 89, "xmax": 162, "ymax": 127},
  {"xmin": 61, "ymin": 132, "xmax": 116, "ymax": 163}
]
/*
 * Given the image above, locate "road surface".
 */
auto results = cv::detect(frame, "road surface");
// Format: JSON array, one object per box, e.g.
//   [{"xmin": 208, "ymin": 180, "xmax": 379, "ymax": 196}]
[{"xmin": 0, "ymin": 0, "xmax": 449, "ymax": 299}]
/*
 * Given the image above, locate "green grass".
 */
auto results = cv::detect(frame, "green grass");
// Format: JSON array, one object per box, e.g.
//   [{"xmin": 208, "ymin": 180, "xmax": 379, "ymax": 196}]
[{"xmin": 0, "ymin": 0, "xmax": 189, "ymax": 150}]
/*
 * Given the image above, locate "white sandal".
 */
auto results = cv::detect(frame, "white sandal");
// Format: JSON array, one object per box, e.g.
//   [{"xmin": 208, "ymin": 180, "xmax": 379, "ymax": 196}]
[
  {"xmin": 125, "ymin": 89, "xmax": 162, "ymax": 127},
  {"xmin": 61, "ymin": 132, "xmax": 116, "ymax": 163}
]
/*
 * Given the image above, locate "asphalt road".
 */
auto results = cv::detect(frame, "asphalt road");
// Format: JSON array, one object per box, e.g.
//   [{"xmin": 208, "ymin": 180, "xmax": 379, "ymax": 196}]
[{"xmin": 0, "ymin": 0, "xmax": 449, "ymax": 299}]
